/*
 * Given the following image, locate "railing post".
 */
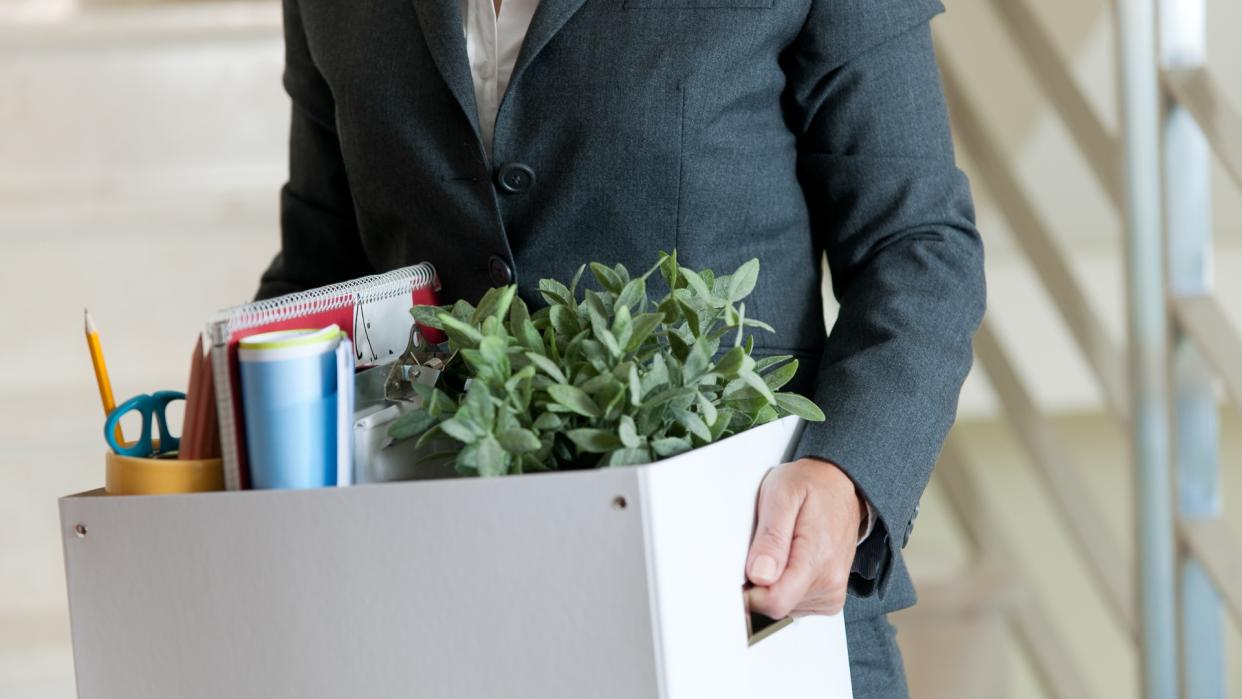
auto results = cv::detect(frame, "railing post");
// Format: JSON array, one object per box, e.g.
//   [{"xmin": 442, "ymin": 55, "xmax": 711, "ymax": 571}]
[
  {"xmin": 1116, "ymin": 1, "xmax": 1178, "ymax": 698},
  {"xmin": 1158, "ymin": 0, "xmax": 1225, "ymax": 696}
]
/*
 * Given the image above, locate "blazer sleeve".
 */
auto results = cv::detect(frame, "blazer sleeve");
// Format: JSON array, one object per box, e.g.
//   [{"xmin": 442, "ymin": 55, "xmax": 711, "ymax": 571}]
[
  {"xmin": 785, "ymin": 1, "xmax": 986, "ymax": 599},
  {"xmin": 256, "ymin": 0, "xmax": 375, "ymax": 300}
]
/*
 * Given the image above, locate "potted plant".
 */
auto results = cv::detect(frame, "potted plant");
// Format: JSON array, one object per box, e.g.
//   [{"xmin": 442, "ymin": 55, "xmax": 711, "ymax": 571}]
[{"xmin": 388, "ymin": 251, "xmax": 824, "ymax": 475}]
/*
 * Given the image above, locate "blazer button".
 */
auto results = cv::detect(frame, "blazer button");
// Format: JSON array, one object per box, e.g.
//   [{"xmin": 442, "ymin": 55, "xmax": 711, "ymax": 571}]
[
  {"xmin": 488, "ymin": 255, "xmax": 513, "ymax": 286},
  {"xmin": 495, "ymin": 162, "xmax": 535, "ymax": 194}
]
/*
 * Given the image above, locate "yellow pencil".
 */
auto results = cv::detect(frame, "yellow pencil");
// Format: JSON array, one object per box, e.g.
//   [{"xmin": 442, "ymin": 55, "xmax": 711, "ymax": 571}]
[{"xmin": 85, "ymin": 309, "xmax": 124, "ymax": 444}]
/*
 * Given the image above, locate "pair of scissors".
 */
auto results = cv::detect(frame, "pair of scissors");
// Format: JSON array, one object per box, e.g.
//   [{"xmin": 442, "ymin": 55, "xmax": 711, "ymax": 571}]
[{"xmin": 104, "ymin": 390, "xmax": 185, "ymax": 457}]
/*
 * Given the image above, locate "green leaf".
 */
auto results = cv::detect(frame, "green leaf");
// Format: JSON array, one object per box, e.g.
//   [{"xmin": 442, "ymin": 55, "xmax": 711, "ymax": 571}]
[
  {"xmin": 480, "ymin": 315, "xmax": 503, "ymax": 338},
  {"xmin": 618, "ymin": 415, "xmax": 641, "ymax": 448},
  {"xmin": 733, "ymin": 302, "xmax": 746, "ymax": 347},
  {"xmin": 743, "ymin": 318, "xmax": 776, "ymax": 333},
  {"xmin": 710, "ymin": 407, "xmax": 735, "ymax": 440},
  {"xmin": 580, "ymin": 372, "xmax": 615, "ymax": 395},
  {"xmin": 659, "ymin": 250, "xmax": 680, "ymax": 289},
  {"xmin": 509, "ymin": 293, "xmax": 529, "ymax": 325},
  {"xmin": 696, "ymin": 391, "xmax": 718, "ymax": 428},
  {"xmin": 410, "ymin": 305, "xmax": 447, "ymax": 330},
  {"xmin": 651, "ymin": 437, "xmax": 692, "ymax": 458},
  {"xmin": 425, "ymin": 388, "xmax": 457, "ymax": 418},
  {"xmin": 612, "ymin": 303, "xmax": 633, "ymax": 348},
  {"xmin": 538, "ymin": 278, "xmax": 575, "ymax": 307},
  {"xmin": 624, "ymin": 313, "xmax": 664, "ymax": 353},
  {"xmin": 628, "ymin": 363, "xmax": 643, "ymax": 406},
  {"xmin": 715, "ymin": 346, "xmax": 746, "ymax": 377},
  {"xmin": 580, "ymin": 339, "xmax": 610, "ymax": 372},
  {"xmin": 563, "ymin": 330, "xmax": 589, "ymax": 364},
  {"xmin": 751, "ymin": 404, "xmax": 779, "ymax": 427},
  {"xmin": 459, "ymin": 348, "xmax": 488, "ymax": 376},
  {"xmin": 543, "ymin": 327, "xmax": 560, "ymax": 363},
  {"xmin": 666, "ymin": 331, "xmax": 690, "ymax": 361},
  {"xmin": 533, "ymin": 412, "xmax": 562, "ymax": 431},
  {"xmin": 463, "ymin": 381, "xmax": 496, "ymax": 429},
  {"xmin": 524, "ymin": 352, "xmax": 567, "ymax": 384},
  {"xmin": 510, "ymin": 298, "xmax": 544, "ymax": 353},
  {"xmin": 675, "ymin": 409, "xmax": 712, "ymax": 442},
  {"xmin": 774, "ymin": 392, "xmax": 826, "ymax": 421},
  {"xmin": 755, "ymin": 354, "xmax": 793, "ymax": 372},
  {"xmin": 604, "ymin": 447, "xmax": 651, "ymax": 466},
  {"xmin": 568, "ymin": 264, "xmax": 587, "ymax": 297},
  {"xmin": 615, "ymin": 277, "xmax": 645, "ymax": 312},
  {"xmin": 763, "ymin": 358, "xmax": 799, "ymax": 391},
  {"xmin": 519, "ymin": 321, "xmax": 545, "ymax": 354},
  {"xmin": 449, "ymin": 299, "xmax": 476, "ymax": 322},
  {"xmin": 643, "ymin": 385, "xmax": 696, "ymax": 409},
  {"xmin": 641, "ymin": 353, "xmax": 669, "ymax": 394},
  {"xmin": 567, "ymin": 428, "xmax": 622, "ymax": 453},
  {"xmin": 415, "ymin": 423, "xmax": 445, "ymax": 448},
  {"xmin": 471, "ymin": 285, "xmax": 516, "ymax": 325},
  {"xmin": 597, "ymin": 380, "xmax": 626, "ymax": 419},
  {"xmin": 472, "ymin": 434, "xmax": 508, "ymax": 477},
  {"xmin": 658, "ymin": 296, "xmax": 682, "ymax": 324},
  {"xmin": 497, "ymin": 428, "xmax": 542, "ymax": 454},
  {"xmin": 597, "ymin": 327, "xmax": 622, "ymax": 358},
  {"xmin": 640, "ymin": 255, "xmax": 664, "ymax": 282},
  {"xmin": 478, "ymin": 335, "xmax": 508, "ymax": 367},
  {"xmin": 683, "ymin": 336, "xmax": 711, "ymax": 381},
  {"xmin": 437, "ymin": 313, "xmax": 483, "ymax": 348},
  {"xmin": 387, "ymin": 409, "xmax": 437, "ymax": 441},
  {"xmin": 550, "ymin": 304, "xmax": 579, "ymax": 336},
  {"xmin": 726, "ymin": 259, "xmax": 760, "ymax": 302},
  {"xmin": 585, "ymin": 291, "xmax": 610, "ymax": 335},
  {"xmin": 590, "ymin": 262, "xmax": 623, "ymax": 294},
  {"xmin": 679, "ymin": 266, "xmax": 715, "ymax": 305},
  {"xmin": 738, "ymin": 367, "xmax": 776, "ymax": 403},
  {"xmin": 675, "ymin": 296, "xmax": 701, "ymax": 337},
  {"xmin": 547, "ymin": 384, "xmax": 602, "ymax": 418},
  {"xmin": 438, "ymin": 417, "xmax": 477, "ymax": 444}
]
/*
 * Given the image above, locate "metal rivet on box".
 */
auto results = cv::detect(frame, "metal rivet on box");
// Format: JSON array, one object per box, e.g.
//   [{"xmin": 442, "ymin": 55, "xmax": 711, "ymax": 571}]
[
  {"xmin": 612, "ymin": 496, "xmax": 627, "ymax": 511},
  {"xmin": 74, "ymin": 523, "xmax": 87, "ymax": 538}
]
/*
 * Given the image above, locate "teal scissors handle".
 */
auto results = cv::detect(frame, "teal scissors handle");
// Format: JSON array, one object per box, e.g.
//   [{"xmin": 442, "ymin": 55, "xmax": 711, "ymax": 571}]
[{"xmin": 105, "ymin": 391, "xmax": 186, "ymax": 457}]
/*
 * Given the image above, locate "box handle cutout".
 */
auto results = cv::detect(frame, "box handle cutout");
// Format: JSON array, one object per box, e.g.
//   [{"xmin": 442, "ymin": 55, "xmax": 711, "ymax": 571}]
[{"xmin": 743, "ymin": 584, "xmax": 793, "ymax": 646}]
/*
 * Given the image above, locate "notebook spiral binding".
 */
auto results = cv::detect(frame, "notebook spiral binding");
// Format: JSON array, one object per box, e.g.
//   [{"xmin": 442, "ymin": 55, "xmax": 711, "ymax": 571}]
[{"xmin": 210, "ymin": 264, "xmax": 439, "ymax": 342}]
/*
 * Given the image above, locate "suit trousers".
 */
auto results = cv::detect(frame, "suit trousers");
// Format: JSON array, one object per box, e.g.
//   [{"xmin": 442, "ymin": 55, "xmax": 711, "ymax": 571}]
[{"xmin": 846, "ymin": 615, "xmax": 909, "ymax": 699}]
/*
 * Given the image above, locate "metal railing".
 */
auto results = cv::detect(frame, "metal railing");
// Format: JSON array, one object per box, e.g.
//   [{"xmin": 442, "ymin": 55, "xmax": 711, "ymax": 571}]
[{"xmin": 931, "ymin": 0, "xmax": 1242, "ymax": 696}]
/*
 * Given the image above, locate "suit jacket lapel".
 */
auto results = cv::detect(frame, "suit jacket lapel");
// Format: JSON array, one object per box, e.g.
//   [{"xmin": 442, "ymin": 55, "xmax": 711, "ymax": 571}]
[
  {"xmin": 508, "ymin": 0, "xmax": 590, "ymax": 92},
  {"xmin": 412, "ymin": 1, "xmax": 481, "ymax": 139}
]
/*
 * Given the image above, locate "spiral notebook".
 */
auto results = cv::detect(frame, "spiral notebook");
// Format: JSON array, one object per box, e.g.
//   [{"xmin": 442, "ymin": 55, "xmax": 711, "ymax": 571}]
[{"xmin": 208, "ymin": 264, "xmax": 441, "ymax": 490}]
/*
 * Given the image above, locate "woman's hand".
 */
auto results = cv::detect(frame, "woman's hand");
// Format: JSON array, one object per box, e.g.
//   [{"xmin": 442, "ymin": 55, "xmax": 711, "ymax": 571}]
[{"xmin": 744, "ymin": 458, "xmax": 865, "ymax": 618}]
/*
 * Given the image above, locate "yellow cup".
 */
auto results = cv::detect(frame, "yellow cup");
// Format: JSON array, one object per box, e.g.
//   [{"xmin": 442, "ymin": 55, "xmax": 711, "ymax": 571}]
[{"xmin": 105, "ymin": 447, "xmax": 224, "ymax": 495}]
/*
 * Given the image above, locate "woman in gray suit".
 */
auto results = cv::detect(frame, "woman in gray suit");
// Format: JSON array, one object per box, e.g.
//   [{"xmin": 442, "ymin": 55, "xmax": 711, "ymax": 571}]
[{"xmin": 259, "ymin": 1, "xmax": 985, "ymax": 695}]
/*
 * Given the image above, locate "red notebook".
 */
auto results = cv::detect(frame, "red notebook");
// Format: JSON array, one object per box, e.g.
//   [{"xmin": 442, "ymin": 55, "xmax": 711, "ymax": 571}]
[{"xmin": 207, "ymin": 264, "xmax": 442, "ymax": 490}]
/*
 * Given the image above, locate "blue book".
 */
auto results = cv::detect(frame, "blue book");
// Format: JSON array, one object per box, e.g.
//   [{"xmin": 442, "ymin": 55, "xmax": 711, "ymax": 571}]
[{"xmin": 238, "ymin": 326, "xmax": 353, "ymax": 490}]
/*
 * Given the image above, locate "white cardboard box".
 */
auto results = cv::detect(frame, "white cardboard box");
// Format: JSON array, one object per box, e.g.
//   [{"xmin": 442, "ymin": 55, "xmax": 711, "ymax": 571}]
[{"xmin": 59, "ymin": 416, "xmax": 852, "ymax": 698}]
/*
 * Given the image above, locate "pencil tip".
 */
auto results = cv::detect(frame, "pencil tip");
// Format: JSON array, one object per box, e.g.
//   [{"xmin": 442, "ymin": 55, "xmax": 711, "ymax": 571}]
[{"xmin": 84, "ymin": 309, "xmax": 96, "ymax": 333}]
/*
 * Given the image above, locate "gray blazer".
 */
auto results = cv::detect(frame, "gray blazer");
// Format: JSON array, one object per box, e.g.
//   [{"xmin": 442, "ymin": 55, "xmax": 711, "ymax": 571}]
[{"xmin": 259, "ymin": 0, "xmax": 986, "ymax": 622}]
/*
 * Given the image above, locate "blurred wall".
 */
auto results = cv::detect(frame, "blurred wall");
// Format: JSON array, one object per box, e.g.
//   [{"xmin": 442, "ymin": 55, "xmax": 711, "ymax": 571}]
[{"xmin": 1, "ymin": 0, "xmax": 1240, "ymax": 697}]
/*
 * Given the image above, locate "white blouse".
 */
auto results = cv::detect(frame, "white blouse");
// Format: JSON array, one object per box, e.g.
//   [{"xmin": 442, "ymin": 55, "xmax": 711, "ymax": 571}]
[{"xmin": 460, "ymin": 0, "xmax": 540, "ymax": 161}]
